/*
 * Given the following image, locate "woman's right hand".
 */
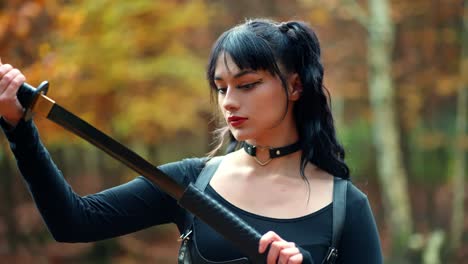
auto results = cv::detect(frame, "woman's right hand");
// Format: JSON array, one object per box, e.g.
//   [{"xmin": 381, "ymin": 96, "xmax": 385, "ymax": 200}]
[{"xmin": 0, "ymin": 58, "xmax": 26, "ymax": 127}]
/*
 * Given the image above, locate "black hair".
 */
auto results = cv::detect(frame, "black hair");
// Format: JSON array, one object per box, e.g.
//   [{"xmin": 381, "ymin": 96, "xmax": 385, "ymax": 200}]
[{"xmin": 206, "ymin": 18, "xmax": 350, "ymax": 180}]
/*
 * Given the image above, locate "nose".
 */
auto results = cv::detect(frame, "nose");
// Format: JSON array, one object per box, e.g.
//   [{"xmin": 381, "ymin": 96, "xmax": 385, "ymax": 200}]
[{"xmin": 221, "ymin": 86, "xmax": 240, "ymax": 112}]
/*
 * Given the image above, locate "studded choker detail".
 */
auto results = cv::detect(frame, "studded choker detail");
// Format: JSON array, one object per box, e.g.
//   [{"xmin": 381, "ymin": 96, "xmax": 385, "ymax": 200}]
[{"xmin": 243, "ymin": 141, "xmax": 301, "ymax": 166}]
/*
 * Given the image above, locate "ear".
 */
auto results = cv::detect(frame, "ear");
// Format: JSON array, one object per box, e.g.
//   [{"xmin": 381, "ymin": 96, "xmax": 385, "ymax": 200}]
[{"xmin": 288, "ymin": 73, "xmax": 302, "ymax": 101}]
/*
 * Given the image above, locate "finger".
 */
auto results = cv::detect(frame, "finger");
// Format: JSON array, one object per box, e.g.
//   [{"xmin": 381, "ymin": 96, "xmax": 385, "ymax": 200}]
[
  {"xmin": 287, "ymin": 253, "xmax": 303, "ymax": 264},
  {"xmin": 0, "ymin": 74, "xmax": 25, "ymax": 125},
  {"xmin": 267, "ymin": 241, "xmax": 291, "ymax": 264},
  {"xmin": 0, "ymin": 66, "xmax": 13, "ymax": 94},
  {"xmin": 278, "ymin": 246, "xmax": 300, "ymax": 264},
  {"xmin": 0, "ymin": 63, "xmax": 13, "ymax": 76},
  {"xmin": 4, "ymin": 73, "xmax": 25, "ymax": 98},
  {"xmin": 259, "ymin": 231, "xmax": 282, "ymax": 253},
  {"xmin": 0, "ymin": 69, "xmax": 22, "ymax": 93},
  {"xmin": 267, "ymin": 241, "xmax": 281, "ymax": 264},
  {"xmin": 0, "ymin": 64, "xmax": 14, "ymax": 88}
]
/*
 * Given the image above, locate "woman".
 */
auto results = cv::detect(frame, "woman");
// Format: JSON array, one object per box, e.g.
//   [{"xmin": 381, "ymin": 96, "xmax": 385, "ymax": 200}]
[{"xmin": 0, "ymin": 19, "xmax": 382, "ymax": 263}]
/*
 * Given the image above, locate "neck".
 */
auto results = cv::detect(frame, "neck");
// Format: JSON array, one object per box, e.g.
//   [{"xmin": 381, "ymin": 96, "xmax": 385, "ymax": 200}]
[{"xmin": 243, "ymin": 140, "xmax": 301, "ymax": 166}]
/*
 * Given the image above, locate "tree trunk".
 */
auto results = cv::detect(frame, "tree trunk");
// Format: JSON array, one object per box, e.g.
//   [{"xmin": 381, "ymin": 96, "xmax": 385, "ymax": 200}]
[
  {"xmin": 449, "ymin": 0, "xmax": 467, "ymax": 257},
  {"xmin": 368, "ymin": 0, "xmax": 413, "ymax": 260}
]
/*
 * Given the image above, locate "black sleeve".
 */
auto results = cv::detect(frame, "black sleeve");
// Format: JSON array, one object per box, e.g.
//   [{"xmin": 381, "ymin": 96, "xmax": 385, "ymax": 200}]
[
  {"xmin": 1, "ymin": 118, "xmax": 204, "ymax": 243},
  {"xmin": 337, "ymin": 185, "xmax": 383, "ymax": 263},
  {"xmin": 298, "ymin": 247, "xmax": 314, "ymax": 264}
]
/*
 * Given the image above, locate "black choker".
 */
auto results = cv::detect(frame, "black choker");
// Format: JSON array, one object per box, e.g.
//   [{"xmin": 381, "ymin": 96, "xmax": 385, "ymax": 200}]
[{"xmin": 243, "ymin": 141, "xmax": 301, "ymax": 166}]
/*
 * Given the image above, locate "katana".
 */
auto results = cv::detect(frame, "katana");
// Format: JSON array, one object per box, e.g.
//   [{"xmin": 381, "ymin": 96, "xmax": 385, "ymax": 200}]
[{"xmin": 17, "ymin": 81, "xmax": 266, "ymax": 263}]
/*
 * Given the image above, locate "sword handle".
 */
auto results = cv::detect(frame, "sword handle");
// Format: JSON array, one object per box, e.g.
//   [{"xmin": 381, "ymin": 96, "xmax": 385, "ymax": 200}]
[
  {"xmin": 17, "ymin": 81, "xmax": 50, "ymax": 120},
  {"xmin": 179, "ymin": 184, "xmax": 267, "ymax": 263}
]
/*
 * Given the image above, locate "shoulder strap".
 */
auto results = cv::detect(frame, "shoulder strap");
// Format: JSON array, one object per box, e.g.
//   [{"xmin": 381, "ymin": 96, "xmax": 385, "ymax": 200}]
[
  {"xmin": 323, "ymin": 177, "xmax": 348, "ymax": 264},
  {"xmin": 194, "ymin": 156, "xmax": 223, "ymax": 191},
  {"xmin": 332, "ymin": 177, "xmax": 348, "ymax": 247},
  {"xmin": 181, "ymin": 156, "xmax": 224, "ymax": 237}
]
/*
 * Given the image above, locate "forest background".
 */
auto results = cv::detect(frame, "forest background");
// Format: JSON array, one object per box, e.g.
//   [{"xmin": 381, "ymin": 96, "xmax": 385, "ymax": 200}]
[{"xmin": 0, "ymin": 0, "xmax": 466, "ymax": 263}]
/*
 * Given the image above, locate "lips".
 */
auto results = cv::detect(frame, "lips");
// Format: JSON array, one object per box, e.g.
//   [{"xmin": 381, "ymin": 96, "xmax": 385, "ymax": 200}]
[{"xmin": 227, "ymin": 116, "xmax": 248, "ymax": 127}]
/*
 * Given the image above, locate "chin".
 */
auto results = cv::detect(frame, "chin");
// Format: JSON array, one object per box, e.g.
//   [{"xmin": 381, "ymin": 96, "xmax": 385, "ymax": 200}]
[
  {"xmin": 229, "ymin": 130, "xmax": 245, "ymax": 142},
  {"xmin": 230, "ymin": 129, "xmax": 255, "ymax": 143}
]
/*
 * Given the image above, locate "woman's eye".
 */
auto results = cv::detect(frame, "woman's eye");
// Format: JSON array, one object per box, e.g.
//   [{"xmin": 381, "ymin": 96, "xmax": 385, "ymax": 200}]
[
  {"xmin": 216, "ymin": 87, "xmax": 227, "ymax": 94},
  {"xmin": 238, "ymin": 80, "xmax": 262, "ymax": 90}
]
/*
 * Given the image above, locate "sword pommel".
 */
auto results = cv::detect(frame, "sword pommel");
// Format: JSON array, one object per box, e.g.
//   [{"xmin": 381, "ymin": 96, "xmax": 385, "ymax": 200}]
[{"xmin": 17, "ymin": 81, "xmax": 50, "ymax": 120}]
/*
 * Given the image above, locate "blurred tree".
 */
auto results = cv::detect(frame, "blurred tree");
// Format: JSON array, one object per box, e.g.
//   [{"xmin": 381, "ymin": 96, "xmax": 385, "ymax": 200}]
[
  {"xmin": 300, "ymin": 0, "xmax": 413, "ymax": 261},
  {"xmin": 449, "ymin": 0, "xmax": 467, "ymax": 258},
  {"xmin": 367, "ymin": 0, "xmax": 412, "ymax": 261}
]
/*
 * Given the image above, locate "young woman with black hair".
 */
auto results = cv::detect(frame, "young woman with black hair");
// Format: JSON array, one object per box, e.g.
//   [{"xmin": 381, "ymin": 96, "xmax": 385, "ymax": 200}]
[{"xmin": 0, "ymin": 18, "xmax": 383, "ymax": 263}]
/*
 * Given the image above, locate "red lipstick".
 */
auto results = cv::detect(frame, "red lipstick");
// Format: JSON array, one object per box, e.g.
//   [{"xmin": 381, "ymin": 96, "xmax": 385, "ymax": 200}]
[{"xmin": 227, "ymin": 116, "xmax": 247, "ymax": 127}]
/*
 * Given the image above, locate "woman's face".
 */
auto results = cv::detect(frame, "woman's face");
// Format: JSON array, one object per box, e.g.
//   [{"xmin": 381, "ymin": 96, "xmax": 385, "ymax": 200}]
[{"xmin": 213, "ymin": 53, "xmax": 299, "ymax": 146}]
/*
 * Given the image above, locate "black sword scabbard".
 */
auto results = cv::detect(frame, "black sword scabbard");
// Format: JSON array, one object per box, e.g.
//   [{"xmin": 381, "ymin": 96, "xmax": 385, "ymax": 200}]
[{"xmin": 16, "ymin": 82, "xmax": 267, "ymax": 263}]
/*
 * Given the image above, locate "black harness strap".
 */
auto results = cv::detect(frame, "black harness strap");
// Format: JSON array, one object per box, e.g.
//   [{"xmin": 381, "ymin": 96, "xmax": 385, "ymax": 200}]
[
  {"xmin": 322, "ymin": 177, "xmax": 348, "ymax": 264},
  {"xmin": 182, "ymin": 156, "xmax": 223, "ymax": 233},
  {"xmin": 185, "ymin": 157, "xmax": 349, "ymax": 264}
]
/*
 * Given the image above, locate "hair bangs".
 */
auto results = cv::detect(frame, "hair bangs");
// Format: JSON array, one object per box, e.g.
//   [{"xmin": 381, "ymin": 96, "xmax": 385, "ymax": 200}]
[
  {"xmin": 207, "ymin": 26, "xmax": 280, "ymax": 90},
  {"xmin": 223, "ymin": 28, "xmax": 279, "ymax": 74}
]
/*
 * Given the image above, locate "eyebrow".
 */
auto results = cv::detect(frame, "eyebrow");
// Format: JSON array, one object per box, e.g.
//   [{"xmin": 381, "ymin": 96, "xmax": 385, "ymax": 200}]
[{"xmin": 214, "ymin": 70, "xmax": 257, "ymax": 81}]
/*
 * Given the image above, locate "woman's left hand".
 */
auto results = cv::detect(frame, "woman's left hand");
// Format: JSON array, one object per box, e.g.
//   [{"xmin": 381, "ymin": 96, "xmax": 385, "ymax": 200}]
[{"xmin": 259, "ymin": 231, "xmax": 303, "ymax": 264}]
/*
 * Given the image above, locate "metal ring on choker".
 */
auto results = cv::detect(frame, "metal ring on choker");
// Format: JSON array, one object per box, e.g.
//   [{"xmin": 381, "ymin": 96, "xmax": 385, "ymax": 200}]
[{"xmin": 243, "ymin": 141, "xmax": 301, "ymax": 166}]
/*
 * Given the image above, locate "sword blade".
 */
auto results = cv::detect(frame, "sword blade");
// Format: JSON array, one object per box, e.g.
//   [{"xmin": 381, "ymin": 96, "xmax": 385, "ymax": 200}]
[
  {"xmin": 35, "ymin": 93, "xmax": 184, "ymax": 199},
  {"xmin": 18, "ymin": 82, "xmax": 182, "ymax": 198},
  {"xmin": 17, "ymin": 82, "xmax": 267, "ymax": 262}
]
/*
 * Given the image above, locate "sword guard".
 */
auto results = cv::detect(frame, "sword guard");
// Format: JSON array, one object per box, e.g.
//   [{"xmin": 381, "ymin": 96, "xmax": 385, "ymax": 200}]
[{"xmin": 17, "ymin": 81, "xmax": 49, "ymax": 121}]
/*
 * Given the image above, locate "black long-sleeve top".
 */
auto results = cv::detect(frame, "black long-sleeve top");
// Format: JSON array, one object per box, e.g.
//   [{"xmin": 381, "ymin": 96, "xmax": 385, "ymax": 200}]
[{"xmin": 1, "ymin": 119, "xmax": 383, "ymax": 263}]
